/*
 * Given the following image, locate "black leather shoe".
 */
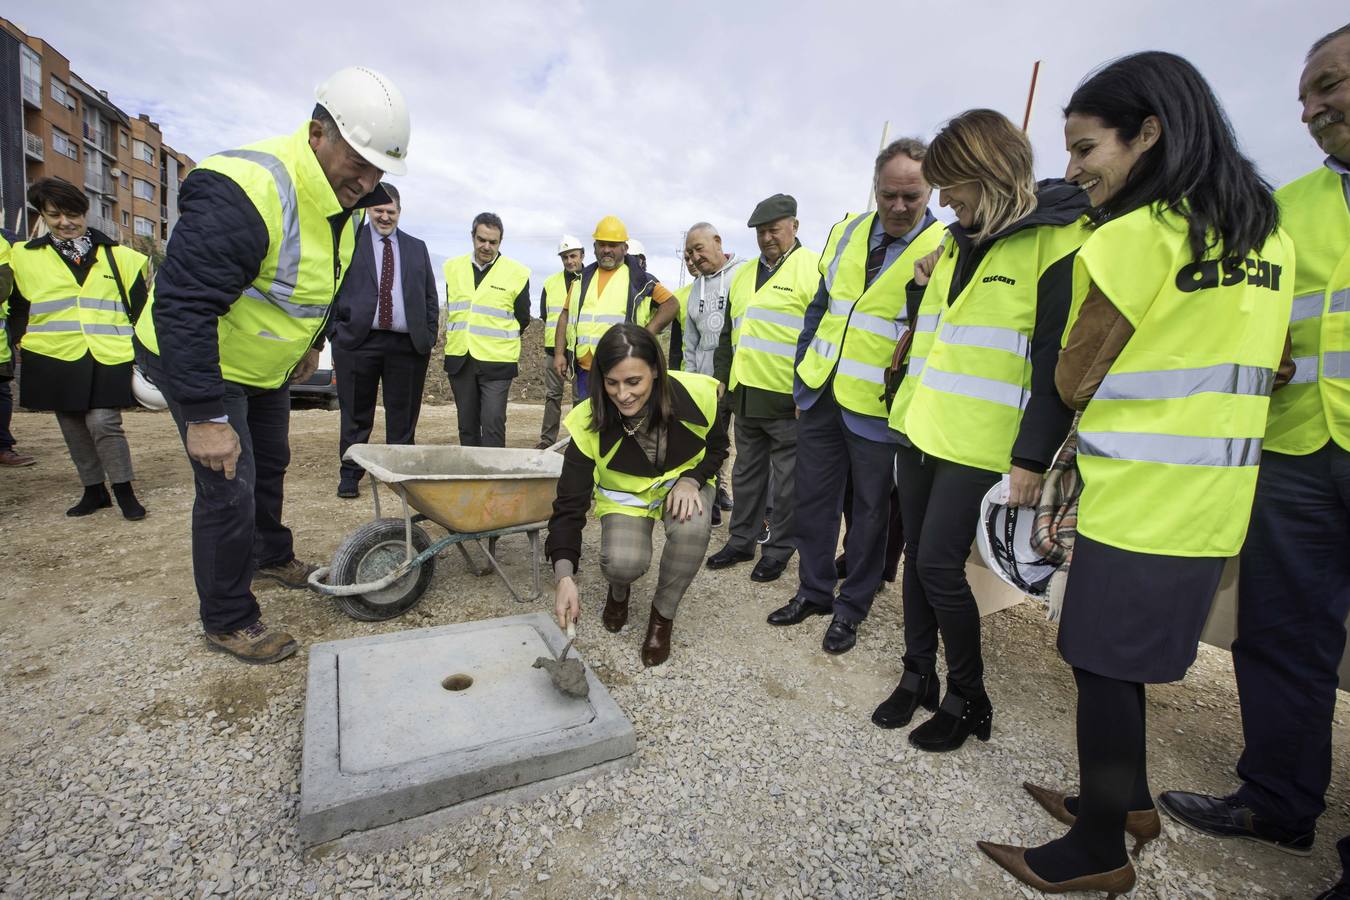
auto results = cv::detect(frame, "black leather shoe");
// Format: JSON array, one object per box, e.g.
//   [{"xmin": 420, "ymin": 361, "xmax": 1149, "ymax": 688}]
[
  {"xmin": 707, "ymin": 545, "xmax": 754, "ymax": 569},
  {"xmin": 766, "ymin": 594, "xmax": 832, "ymax": 626},
  {"xmin": 337, "ymin": 480, "xmax": 359, "ymax": 499},
  {"xmin": 1315, "ymin": 884, "xmax": 1350, "ymax": 900},
  {"xmin": 716, "ymin": 487, "xmax": 734, "ymax": 511},
  {"xmin": 711, "ymin": 506, "xmax": 723, "ymax": 527},
  {"xmin": 750, "ymin": 556, "xmax": 787, "ymax": 582},
  {"xmin": 872, "ymin": 669, "xmax": 939, "ymax": 729},
  {"xmin": 1156, "ymin": 791, "xmax": 1315, "ymax": 855},
  {"xmin": 909, "ymin": 691, "xmax": 993, "ymax": 752},
  {"xmin": 822, "ymin": 617, "xmax": 857, "ymax": 654}
]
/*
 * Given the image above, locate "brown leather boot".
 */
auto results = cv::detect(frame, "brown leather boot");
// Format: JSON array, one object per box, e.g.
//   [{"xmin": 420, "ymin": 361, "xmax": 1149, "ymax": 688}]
[
  {"xmin": 1023, "ymin": 782, "xmax": 1162, "ymax": 858},
  {"xmin": 602, "ymin": 586, "xmax": 629, "ymax": 633},
  {"xmin": 640, "ymin": 606, "xmax": 673, "ymax": 667}
]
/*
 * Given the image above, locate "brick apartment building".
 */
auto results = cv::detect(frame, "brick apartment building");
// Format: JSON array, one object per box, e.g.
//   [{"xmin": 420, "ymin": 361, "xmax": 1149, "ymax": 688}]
[{"xmin": 0, "ymin": 16, "xmax": 194, "ymax": 246}]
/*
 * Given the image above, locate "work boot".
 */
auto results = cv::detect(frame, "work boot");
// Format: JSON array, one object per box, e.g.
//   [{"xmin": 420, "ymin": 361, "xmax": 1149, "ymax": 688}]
[
  {"xmin": 0, "ymin": 448, "xmax": 35, "ymax": 467},
  {"xmin": 205, "ymin": 621, "xmax": 298, "ymax": 664},
  {"xmin": 112, "ymin": 481, "xmax": 146, "ymax": 520},
  {"xmin": 716, "ymin": 486, "xmax": 734, "ymax": 511},
  {"xmin": 602, "ymin": 586, "xmax": 629, "ymax": 633},
  {"xmin": 641, "ymin": 606, "xmax": 673, "ymax": 667},
  {"xmin": 534, "ymin": 439, "xmax": 552, "ymax": 450},
  {"xmin": 67, "ymin": 483, "xmax": 112, "ymax": 517},
  {"xmin": 253, "ymin": 558, "xmax": 319, "ymax": 590}
]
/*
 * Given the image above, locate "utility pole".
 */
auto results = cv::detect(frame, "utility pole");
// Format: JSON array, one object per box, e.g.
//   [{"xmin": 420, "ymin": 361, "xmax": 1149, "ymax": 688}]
[
  {"xmin": 677, "ymin": 229, "xmax": 688, "ymax": 288},
  {"xmin": 864, "ymin": 121, "xmax": 890, "ymax": 212}
]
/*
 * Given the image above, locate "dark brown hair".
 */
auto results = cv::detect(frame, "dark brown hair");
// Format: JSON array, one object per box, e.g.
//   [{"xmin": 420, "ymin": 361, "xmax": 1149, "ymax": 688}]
[
  {"xmin": 588, "ymin": 323, "xmax": 673, "ymax": 433},
  {"xmin": 27, "ymin": 177, "xmax": 89, "ymax": 216}
]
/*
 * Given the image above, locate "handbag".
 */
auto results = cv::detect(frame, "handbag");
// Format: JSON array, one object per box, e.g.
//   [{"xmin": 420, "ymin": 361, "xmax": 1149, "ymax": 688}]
[{"xmin": 882, "ymin": 324, "xmax": 914, "ymax": 406}]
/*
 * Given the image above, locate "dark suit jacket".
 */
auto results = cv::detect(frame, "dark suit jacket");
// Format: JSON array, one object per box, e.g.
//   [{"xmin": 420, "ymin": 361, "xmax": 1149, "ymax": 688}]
[{"xmin": 330, "ymin": 226, "xmax": 439, "ymax": 355}]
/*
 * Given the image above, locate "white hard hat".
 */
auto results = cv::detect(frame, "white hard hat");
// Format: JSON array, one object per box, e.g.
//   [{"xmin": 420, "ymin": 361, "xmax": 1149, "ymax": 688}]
[
  {"xmin": 315, "ymin": 67, "xmax": 410, "ymax": 176},
  {"xmin": 558, "ymin": 235, "xmax": 584, "ymax": 255},
  {"xmin": 132, "ymin": 365, "xmax": 168, "ymax": 412},
  {"xmin": 974, "ymin": 478, "xmax": 1060, "ymax": 599},
  {"xmin": 627, "ymin": 238, "xmax": 646, "ymax": 257}
]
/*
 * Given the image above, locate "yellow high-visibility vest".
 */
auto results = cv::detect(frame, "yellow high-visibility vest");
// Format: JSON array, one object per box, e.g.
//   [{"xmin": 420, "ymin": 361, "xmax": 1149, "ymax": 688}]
[
  {"xmin": 569, "ymin": 262, "xmax": 656, "ymax": 370},
  {"xmin": 1070, "ymin": 204, "xmax": 1294, "ymax": 556},
  {"xmin": 0, "ymin": 235, "xmax": 11, "ymax": 367},
  {"xmin": 1267, "ymin": 166, "xmax": 1349, "ymax": 453},
  {"xmin": 565, "ymin": 370, "xmax": 720, "ymax": 519},
  {"xmin": 728, "ymin": 246, "xmax": 821, "ymax": 392},
  {"xmin": 11, "ymin": 239, "xmax": 147, "ymax": 365},
  {"xmin": 796, "ymin": 213, "xmax": 945, "ymax": 418},
  {"xmin": 890, "ymin": 219, "xmax": 1088, "ymax": 472},
  {"xmin": 443, "ymin": 254, "xmax": 531, "ymax": 363},
  {"xmin": 137, "ymin": 123, "xmax": 363, "ymax": 388},
  {"xmin": 541, "ymin": 270, "xmax": 573, "ymax": 352}
]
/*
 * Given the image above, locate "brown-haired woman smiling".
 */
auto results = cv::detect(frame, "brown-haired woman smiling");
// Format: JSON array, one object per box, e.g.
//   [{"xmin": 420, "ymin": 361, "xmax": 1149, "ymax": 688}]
[
  {"xmin": 7, "ymin": 177, "xmax": 149, "ymax": 519},
  {"xmin": 546, "ymin": 323, "xmax": 728, "ymax": 666}
]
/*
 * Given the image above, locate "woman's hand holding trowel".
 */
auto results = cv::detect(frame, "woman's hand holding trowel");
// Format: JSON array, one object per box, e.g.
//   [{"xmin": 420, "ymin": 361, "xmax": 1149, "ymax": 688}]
[{"xmin": 555, "ymin": 575, "xmax": 580, "ymax": 631}]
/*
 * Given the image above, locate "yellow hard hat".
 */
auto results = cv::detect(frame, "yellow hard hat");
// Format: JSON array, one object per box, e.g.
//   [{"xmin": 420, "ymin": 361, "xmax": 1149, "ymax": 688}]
[{"xmin": 592, "ymin": 215, "xmax": 628, "ymax": 242}]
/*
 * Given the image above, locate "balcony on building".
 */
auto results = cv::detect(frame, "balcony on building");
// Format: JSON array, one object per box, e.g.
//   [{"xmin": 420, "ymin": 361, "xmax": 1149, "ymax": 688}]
[
  {"xmin": 22, "ymin": 75, "xmax": 42, "ymax": 108},
  {"xmin": 24, "ymin": 131, "xmax": 44, "ymax": 161},
  {"xmin": 88, "ymin": 215, "xmax": 120, "ymax": 239}
]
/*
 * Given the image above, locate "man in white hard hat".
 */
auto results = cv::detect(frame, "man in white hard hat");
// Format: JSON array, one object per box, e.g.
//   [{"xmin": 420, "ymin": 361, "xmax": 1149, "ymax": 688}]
[
  {"xmin": 536, "ymin": 235, "xmax": 584, "ymax": 449},
  {"xmin": 135, "ymin": 66, "xmax": 410, "ymax": 664}
]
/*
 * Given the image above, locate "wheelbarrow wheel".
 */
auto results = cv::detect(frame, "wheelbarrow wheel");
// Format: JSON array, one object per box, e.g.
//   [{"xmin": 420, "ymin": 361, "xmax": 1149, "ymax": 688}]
[{"xmin": 329, "ymin": 517, "xmax": 436, "ymax": 621}]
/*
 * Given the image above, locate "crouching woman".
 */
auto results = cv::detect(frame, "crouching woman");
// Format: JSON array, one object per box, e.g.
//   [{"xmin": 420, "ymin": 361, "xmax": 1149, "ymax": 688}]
[{"xmin": 546, "ymin": 323, "xmax": 728, "ymax": 666}]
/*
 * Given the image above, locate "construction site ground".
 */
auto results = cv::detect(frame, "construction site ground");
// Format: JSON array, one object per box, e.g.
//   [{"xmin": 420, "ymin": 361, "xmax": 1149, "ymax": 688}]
[{"xmin": 2, "ymin": 398, "xmax": 1348, "ymax": 899}]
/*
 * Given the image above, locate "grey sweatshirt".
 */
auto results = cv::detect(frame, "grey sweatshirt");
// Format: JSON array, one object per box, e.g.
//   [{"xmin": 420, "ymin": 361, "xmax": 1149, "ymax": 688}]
[{"xmin": 682, "ymin": 252, "xmax": 748, "ymax": 378}]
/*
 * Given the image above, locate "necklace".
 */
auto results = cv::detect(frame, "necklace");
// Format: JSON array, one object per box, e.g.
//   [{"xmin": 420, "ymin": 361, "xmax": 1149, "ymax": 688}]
[{"xmin": 621, "ymin": 414, "xmax": 647, "ymax": 437}]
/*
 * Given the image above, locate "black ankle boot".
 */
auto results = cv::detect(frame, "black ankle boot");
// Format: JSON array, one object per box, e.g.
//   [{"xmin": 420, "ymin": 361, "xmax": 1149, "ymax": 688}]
[
  {"xmin": 872, "ymin": 669, "xmax": 939, "ymax": 729},
  {"xmin": 909, "ymin": 690, "xmax": 993, "ymax": 752},
  {"xmin": 112, "ymin": 482, "xmax": 146, "ymax": 520},
  {"xmin": 67, "ymin": 483, "xmax": 112, "ymax": 517}
]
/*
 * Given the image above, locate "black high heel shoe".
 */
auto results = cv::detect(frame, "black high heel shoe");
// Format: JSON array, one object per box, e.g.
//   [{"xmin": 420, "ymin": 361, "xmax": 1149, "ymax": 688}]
[
  {"xmin": 871, "ymin": 669, "xmax": 939, "ymax": 729},
  {"xmin": 909, "ymin": 690, "xmax": 992, "ymax": 752}
]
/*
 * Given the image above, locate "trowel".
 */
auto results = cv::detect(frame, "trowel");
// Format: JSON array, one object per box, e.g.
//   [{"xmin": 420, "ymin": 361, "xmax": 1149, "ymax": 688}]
[{"xmin": 533, "ymin": 622, "xmax": 589, "ymax": 699}]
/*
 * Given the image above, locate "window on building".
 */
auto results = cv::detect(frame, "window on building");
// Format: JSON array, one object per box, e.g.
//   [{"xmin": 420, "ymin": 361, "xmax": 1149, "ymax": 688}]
[
  {"xmin": 20, "ymin": 46, "xmax": 41, "ymax": 105},
  {"xmin": 119, "ymin": 131, "xmax": 128, "ymax": 149},
  {"xmin": 49, "ymin": 76, "xmax": 75, "ymax": 110},
  {"xmin": 133, "ymin": 216, "xmax": 155, "ymax": 237},
  {"xmin": 133, "ymin": 140, "xmax": 155, "ymax": 166},
  {"xmin": 133, "ymin": 178, "xmax": 155, "ymax": 201},
  {"xmin": 51, "ymin": 129, "xmax": 79, "ymax": 161},
  {"xmin": 122, "ymin": 211, "xmax": 130, "ymax": 227},
  {"xmin": 119, "ymin": 171, "xmax": 129, "ymax": 189}
]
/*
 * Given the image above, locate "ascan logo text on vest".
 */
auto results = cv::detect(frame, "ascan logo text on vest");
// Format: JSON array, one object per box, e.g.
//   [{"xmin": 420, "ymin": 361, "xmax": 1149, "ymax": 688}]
[{"xmin": 1175, "ymin": 258, "xmax": 1283, "ymax": 293}]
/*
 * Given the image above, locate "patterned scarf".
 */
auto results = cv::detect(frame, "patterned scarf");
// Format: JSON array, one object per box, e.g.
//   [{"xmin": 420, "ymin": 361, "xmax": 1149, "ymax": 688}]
[{"xmin": 53, "ymin": 232, "xmax": 93, "ymax": 265}]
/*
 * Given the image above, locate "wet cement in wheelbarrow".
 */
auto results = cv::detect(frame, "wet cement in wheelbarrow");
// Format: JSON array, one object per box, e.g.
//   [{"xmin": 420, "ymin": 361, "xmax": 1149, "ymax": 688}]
[{"xmin": 300, "ymin": 612, "xmax": 635, "ymax": 850}]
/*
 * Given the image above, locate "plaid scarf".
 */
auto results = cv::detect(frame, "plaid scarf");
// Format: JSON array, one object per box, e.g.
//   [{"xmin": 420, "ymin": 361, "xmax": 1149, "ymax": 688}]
[{"xmin": 1032, "ymin": 413, "xmax": 1083, "ymax": 566}]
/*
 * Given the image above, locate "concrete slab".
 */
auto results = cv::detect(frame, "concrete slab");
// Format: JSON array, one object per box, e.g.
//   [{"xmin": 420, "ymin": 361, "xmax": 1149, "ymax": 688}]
[{"xmin": 300, "ymin": 612, "xmax": 636, "ymax": 848}]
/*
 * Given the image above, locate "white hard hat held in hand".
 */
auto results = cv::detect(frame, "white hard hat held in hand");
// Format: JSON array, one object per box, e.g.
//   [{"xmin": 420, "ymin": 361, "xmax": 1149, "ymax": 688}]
[
  {"xmin": 315, "ymin": 67, "xmax": 410, "ymax": 176},
  {"xmin": 558, "ymin": 235, "xmax": 584, "ymax": 255},
  {"xmin": 627, "ymin": 238, "xmax": 646, "ymax": 257}
]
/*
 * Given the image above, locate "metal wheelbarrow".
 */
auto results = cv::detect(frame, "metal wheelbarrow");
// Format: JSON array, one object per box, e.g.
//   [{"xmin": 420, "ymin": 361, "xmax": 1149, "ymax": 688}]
[{"xmin": 309, "ymin": 443, "xmax": 564, "ymax": 621}]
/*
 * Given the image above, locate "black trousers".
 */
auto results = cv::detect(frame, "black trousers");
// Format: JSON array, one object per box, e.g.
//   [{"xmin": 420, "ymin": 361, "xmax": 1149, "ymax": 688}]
[
  {"xmin": 841, "ymin": 471, "xmax": 903, "ymax": 581},
  {"xmin": 0, "ymin": 378, "xmax": 14, "ymax": 451},
  {"xmin": 158, "ymin": 378, "xmax": 294, "ymax": 634},
  {"xmin": 895, "ymin": 443, "xmax": 999, "ymax": 697},
  {"xmin": 448, "ymin": 362, "xmax": 511, "ymax": 448},
  {"xmin": 1233, "ymin": 445, "xmax": 1350, "ymax": 832},
  {"xmin": 334, "ymin": 331, "xmax": 429, "ymax": 484},
  {"xmin": 794, "ymin": 389, "xmax": 897, "ymax": 624}
]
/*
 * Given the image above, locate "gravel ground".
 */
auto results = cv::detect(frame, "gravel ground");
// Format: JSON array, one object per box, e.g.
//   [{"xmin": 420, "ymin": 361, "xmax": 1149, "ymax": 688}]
[{"xmin": 2, "ymin": 403, "xmax": 1348, "ymax": 899}]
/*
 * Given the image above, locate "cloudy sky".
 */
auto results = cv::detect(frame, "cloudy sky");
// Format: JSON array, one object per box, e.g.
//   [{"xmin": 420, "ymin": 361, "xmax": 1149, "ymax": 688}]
[{"xmin": 14, "ymin": 1, "xmax": 1345, "ymax": 289}]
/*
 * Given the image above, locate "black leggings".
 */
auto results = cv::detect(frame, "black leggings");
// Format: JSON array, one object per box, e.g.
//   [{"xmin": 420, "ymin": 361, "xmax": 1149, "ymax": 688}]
[{"xmin": 1026, "ymin": 666, "xmax": 1154, "ymax": 880}]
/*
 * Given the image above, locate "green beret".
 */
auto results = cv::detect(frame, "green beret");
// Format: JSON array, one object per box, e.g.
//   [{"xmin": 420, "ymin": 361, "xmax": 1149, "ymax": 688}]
[{"xmin": 747, "ymin": 193, "xmax": 798, "ymax": 227}]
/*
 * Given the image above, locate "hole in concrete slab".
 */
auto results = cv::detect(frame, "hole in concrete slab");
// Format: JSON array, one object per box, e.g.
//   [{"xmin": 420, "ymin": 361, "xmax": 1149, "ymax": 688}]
[{"xmin": 441, "ymin": 674, "xmax": 474, "ymax": 692}]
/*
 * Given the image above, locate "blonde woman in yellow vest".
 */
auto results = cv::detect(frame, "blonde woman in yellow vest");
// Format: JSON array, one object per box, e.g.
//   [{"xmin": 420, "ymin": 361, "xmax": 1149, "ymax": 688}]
[
  {"xmin": 1158, "ymin": 26, "xmax": 1350, "ymax": 873},
  {"xmin": 546, "ymin": 324, "xmax": 729, "ymax": 667},
  {"xmin": 8, "ymin": 178, "xmax": 148, "ymax": 519},
  {"xmin": 884, "ymin": 111, "xmax": 1089, "ymax": 755},
  {"xmin": 980, "ymin": 53, "xmax": 1293, "ymax": 897}
]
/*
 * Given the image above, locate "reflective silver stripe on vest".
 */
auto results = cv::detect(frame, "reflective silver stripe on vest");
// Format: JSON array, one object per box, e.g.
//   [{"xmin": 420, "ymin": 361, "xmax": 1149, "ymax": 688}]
[
  {"xmin": 1290, "ymin": 292, "xmax": 1324, "ymax": 323},
  {"xmin": 1078, "ymin": 431, "xmax": 1262, "ymax": 468},
  {"xmin": 577, "ymin": 335, "xmax": 601, "ymax": 347},
  {"xmin": 0, "ymin": 320, "xmax": 6, "ymax": 332},
  {"xmin": 922, "ymin": 366, "xmax": 1025, "ymax": 409},
  {"xmin": 848, "ymin": 310, "xmax": 901, "ymax": 341},
  {"xmin": 446, "ymin": 321, "xmax": 467, "ymax": 333},
  {"xmin": 828, "ymin": 298, "xmax": 853, "ymax": 318},
  {"xmin": 445, "ymin": 301, "xmax": 470, "ymax": 313},
  {"xmin": 472, "ymin": 304, "xmax": 515, "ymax": 320},
  {"xmin": 809, "ymin": 335, "xmax": 838, "ymax": 360},
  {"xmin": 1331, "ymin": 288, "xmax": 1350, "ymax": 315},
  {"xmin": 579, "ymin": 313, "xmax": 625, "ymax": 325},
  {"xmin": 732, "ymin": 316, "xmax": 743, "ymax": 333},
  {"xmin": 939, "ymin": 323, "xmax": 1028, "ymax": 357},
  {"xmin": 914, "ymin": 314, "xmax": 939, "ymax": 333},
  {"xmin": 745, "ymin": 307, "xmax": 802, "ymax": 330},
  {"xmin": 836, "ymin": 357, "xmax": 885, "ymax": 385},
  {"xmin": 29, "ymin": 297, "xmax": 78, "ymax": 315},
  {"xmin": 468, "ymin": 325, "xmax": 518, "ymax": 340},
  {"xmin": 1289, "ymin": 356, "xmax": 1320, "ymax": 384},
  {"xmin": 823, "ymin": 215, "xmax": 868, "ymax": 293},
  {"xmin": 79, "ymin": 298, "xmax": 127, "ymax": 314},
  {"xmin": 907, "ymin": 356, "xmax": 927, "ymax": 377},
  {"xmin": 599, "ymin": 478, "xmax": 677, "ymax": 510},
  {"xmin": 1325, "ymin": 351, "xmax": 1350, "ymax": 379},
  {"xmin": 25, "ymin": 321, "xmax": 82, "ymax": 333},
  {"xmin": 737, "ymin": 334, "xmax": 796, "ymax": 359},
  {"xmin": 219, "ymin": 148, "xmax": 327, "ymax": 320},
  {"xmin": 1094, "ymin": 363, "xmax": 1274, "ymax": 402},
  {"xmin": 84, "ymin": 323, "xmax": 135, "ymax": 336}
]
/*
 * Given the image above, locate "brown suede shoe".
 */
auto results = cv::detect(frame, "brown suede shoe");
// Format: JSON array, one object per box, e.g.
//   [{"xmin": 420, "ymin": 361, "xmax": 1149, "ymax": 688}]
[
  {"xmin": 204, "ymin": 621, "xmax": 298, "ymax": 664},
  {"xmin": 1023, "ymin": 782, "xmax": 1162, "ymax": 857},
  {"xmin": 976, "ymin": 841, "xmax": 1135, "ymax": 897},
  {"xmin": 602, "ymin": 587, "xmax": 629, "ymax": 633},
  {"xmin": 253, "ymin": 558, "xmax": 318, "ymax": 590},
  {"xmin": 641, "ymin": 606, "xmax": 673, "ymax": 667},
  {"xmin": 0, "ymin": 449, "xmax": 36, "ymax": 467}
]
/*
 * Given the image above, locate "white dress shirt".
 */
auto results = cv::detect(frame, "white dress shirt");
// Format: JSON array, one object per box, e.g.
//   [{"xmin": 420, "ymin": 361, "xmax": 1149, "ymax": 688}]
[{"xmin": 371, "ymin": 228, "xmax": 408, "ymax": 332}]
